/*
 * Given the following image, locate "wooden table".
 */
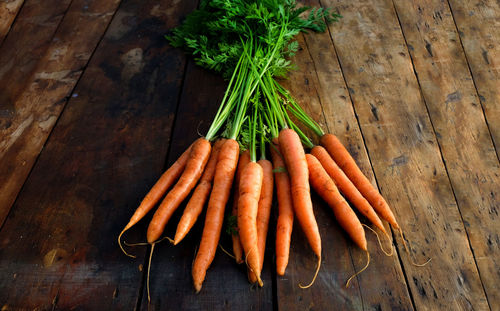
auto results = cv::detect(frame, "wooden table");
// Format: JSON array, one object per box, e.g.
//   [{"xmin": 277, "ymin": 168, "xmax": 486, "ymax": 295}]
[{"xmin": 1, "ymin": 0, "xmax": 498, "ymax": 310}]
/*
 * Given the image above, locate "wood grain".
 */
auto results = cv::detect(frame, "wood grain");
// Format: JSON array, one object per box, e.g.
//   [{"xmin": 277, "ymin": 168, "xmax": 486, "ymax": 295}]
[
  {"xmin": 0, "ymin": 0, "xmax": 194, "ymax": 309},
  {"xmin": 322, "ymin": 0, "xmax": 490, "ymax": 309},
  {"xmin": 276, "ymin": 33, "xmax": 413, "ymax": 310},
  {"xmin": 139, "ymin": 61, "xmax": 274, "ymax": 311},
  {"xmin": 0, "ymin": 0, "xmax": 24, "ymax": 45},
  {"xmin": 0, "ymin": 0, "xmax": 498, "ymax": 309},
  {"xmin": 392, "ymin": 0, "xmax": 500, "ymax": 307},
  {"xmin": 278, "ymin": 35, "xmax": 364, "ymax": 311},
  {"xmin": 0, "ymin": 0, "xmax": 72, "ymax": 105},
  {"xmin": 0, "ymin": 0, "xmax": 120, "ymax": 226},
  {"xmin": 448, "ymin": 0, "xmax": 500, "ymax": 156},
  {"xmin": 304, "ymin": 28, "xmax": 417, "ymax": 309}
]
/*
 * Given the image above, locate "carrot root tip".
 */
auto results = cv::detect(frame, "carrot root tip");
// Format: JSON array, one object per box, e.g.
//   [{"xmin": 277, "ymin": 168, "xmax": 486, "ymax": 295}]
[
  {"xmin": 345, "ymin": 251, "xmax": 370, "ymax": 288},
  {"xmin": 124, "ymin": 241, "xmax": 149, "ymax": 247},
  {"xmin": 298, "ymin": 256, "xmax": 321, "ymax": 289},
  {"xmin": 398, "ymin": 227, "xmax": 432, "ymax": 267},
  {"xmin": 219, "ymin": 244, "xmax": 236, "ymax": 260},
  {"xmin": 362, "ymin": 224, "xmax": 394, "ymax": 257},
  {"xmin": 118, "ymin": 229, "xmax": 136, "ymax": 258},
  {"xmin": 257, "ymin": 277, "xmax": 263, "ymax": 287},
  {"xmin": 147, "ymin": 243, "xmax": 155, "ymax": 303}
]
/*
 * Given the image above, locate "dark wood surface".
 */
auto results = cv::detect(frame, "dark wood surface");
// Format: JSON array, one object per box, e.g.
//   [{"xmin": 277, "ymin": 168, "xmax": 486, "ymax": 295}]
[{"xmin": 0, "ymin": 0, "xmax": 498, "ymax": 310}]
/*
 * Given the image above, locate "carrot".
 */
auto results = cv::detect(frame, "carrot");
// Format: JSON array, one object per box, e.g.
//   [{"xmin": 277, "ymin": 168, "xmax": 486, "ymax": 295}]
[
  {"xmin": 270, "ymin": 141, "xmax": 294, "ymax": 276},
  {"xmin": 320, "ymin": 134, "xmax": 399, "ymax": 229},
  {"xmin": 311, "ymin": 146, "xmax": 386, "ymax": 234},
  {"xmin": 118, "ymin": 142, "xmax": 193, "ymax": 257},
  {"xmin": 231, "ymin": 150, "xmax": 251, "ymax": 264},
  {"xmin": 248, "ymin": 158, "xmax": 273, "ymax": 284},
  {"xmin": 306, "ymin": 154, "xmax": 367, "ymax": 251},
  {"xmin": 278, "ymin": 128, "xmax": 321, "ymax": 288},
  {"xmin": 147, "ymin": 138, "xmax": 212, "ymax": 243},
  {"xmin": 174, "ymin": 139, "xmax": 226, "ymax": 245},
  {"xmin": 192, "ymin": 139, "xmax": 240, "ymax": 293},
  {"xmin": 237, "ymin": 161, "xmax": 264, "ymax": 286}
]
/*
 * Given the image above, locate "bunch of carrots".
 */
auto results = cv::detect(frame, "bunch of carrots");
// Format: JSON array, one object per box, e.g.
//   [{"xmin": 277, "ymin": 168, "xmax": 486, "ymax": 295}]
[{"xmin": 118, "ymin": 0, "xmax": 426, "ymax": 298}]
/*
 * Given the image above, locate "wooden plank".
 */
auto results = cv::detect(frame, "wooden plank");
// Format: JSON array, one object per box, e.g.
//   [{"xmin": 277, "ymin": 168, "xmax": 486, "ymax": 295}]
[
  {"xmin": 0, "ymin": 0, "xmax": 194, "ymax": 309},
  {"xmin": 276, "ymin": 31, "xmax": 413, "ymax": 310},
  {"xmin": 0, "ymin": 0, "xmax": 120, "ymax": 225},
  {"xmin": 0, "ymin": 0, "xmax": 24, "ymax": 45},
  {"xmin": 321, "ymin": 0, "xmax": 490, "ymax": 309},
  {"xmin": 0, "ymin": 0, "xmax": 72, "ymax": 105},
  {"xmin": 139, "ymin": 61, "xmax": 274, "ymax": 311},
  {"xmin": 448, "ymin": 0, "xmax": 500, "ymax": 155},
  {"xmin": 392, "ymin": 0, "xmax": 500, "ymax": 307}
]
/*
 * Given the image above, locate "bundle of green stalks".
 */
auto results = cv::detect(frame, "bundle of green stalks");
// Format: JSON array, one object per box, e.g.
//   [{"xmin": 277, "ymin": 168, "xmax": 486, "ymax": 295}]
[{"xmin": 117, "ymin": 0, "xmax": 419, "ymax": 299}]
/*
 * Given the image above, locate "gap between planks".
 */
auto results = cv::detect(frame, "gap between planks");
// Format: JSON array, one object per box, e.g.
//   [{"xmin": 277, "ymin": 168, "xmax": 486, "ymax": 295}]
[
  {"xmin": 301, "ymin": 34, "xmax": 369, "ymax": 311},
  {"xmin": 317, "ymin": 0, "xmax": 491, "ymax": 309},
  {"xmin": 0, "ymin": 0, "xmax": 26, "ymax": 48},
  {"xmin": 388, "ymin": 1, "xmax": 492, "ymax": 310},
  {"xmin": 445, "ymin": 0, "xmax": 500, "ymax": 163},
  {"xmin": 310, "ymin": 1, "xmax": 418, "ymax": 309},
  {"xmin": 0, "ymin": 0, "xmax": 124, "ymax": 230},
  {"xmin": 389, "ymin": 1, "xmax": 493, "ymax": 310}
]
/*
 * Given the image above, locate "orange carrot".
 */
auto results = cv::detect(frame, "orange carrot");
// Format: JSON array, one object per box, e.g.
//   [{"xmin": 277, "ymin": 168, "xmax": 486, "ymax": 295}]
[
  {"xmin": 306, "ymin": 154, "xmax": 367, "ymax": 251},
  {"xmin": 147, "ymin": 138, "xmax": 211, "ymax": 243},
  {"xmin": 311, "ymin": 146, "xmax": 386, "ymax": 234},
  {"xmin": 174, "ymin": 139, "xmax": 226, "ymax": 245},
  {"xmin": 320, "ymin": 134, "xmax": 399, "ymax": 229},
  {"xmin": 192, "ymin": 139, "xmax": 240, "ymax": 293},
  {"xmin": 248, "ymin": 159, "xmax": 273, "ymax": 284},
  {"xmin": 231, "ymin": 150, "xmax": 251, "ymax": 264},
  {"xmin": 118, "ymin": 142, "xmax": 193, "ymax": 256},
  {"xmin": 270, "ymin": 141, "xmax": 294, "ymax": 276},
  {"xmin": 237, "ymin": 161, "xmax": 264, "ymax": 286},
  {"xmin": 279, "ymin": 128, "xmax": 321, "ymax": 288}
]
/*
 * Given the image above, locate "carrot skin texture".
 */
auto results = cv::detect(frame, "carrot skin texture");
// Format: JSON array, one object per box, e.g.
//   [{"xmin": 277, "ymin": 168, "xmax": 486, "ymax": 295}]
[
  {"xmin": 192, "ymin": 139, "xmax": 240, "ymax": 293},
  {"xmin": 123, "ymin": 143, "xmax": 192, "ymax": 232},
  {"xmin": 320, "ymin": 134, "xmax": 399, "ymax": 229},
  {"xmin": 311, "ymin": 146, "xmax": 386, "ymax": 234},
  {"xmin": 306, "ymin": 154, "xmax": 367, "ymax": 251},
  {"xmin": 248, "ymin": 159, "xmax": 274, "ymax": 284},
  {"xmin": 147, "ymin": 138, "xmax": 211, "ymax": 243},
  {"xmin": 279, "ymin": 129, "xmax": 321, "ymax": 258},
  {"xmin": 231, "ymin": 150, "xmax": 250, "ymax": 264},
  {"xmin": 270, "ymin": 142, "xmax": 294, "ymax": 276},
  {"xmin": 238, "ymin": 161, "xmax": 264, "ymax": 285},
  {"xmin": 174, "ymin": 139, "xmax": 226, "ymax": 244}
]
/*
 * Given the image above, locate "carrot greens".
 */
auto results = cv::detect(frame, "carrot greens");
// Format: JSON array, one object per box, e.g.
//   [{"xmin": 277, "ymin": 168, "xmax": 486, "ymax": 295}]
[{"xmin": 167, "ymin": 0, "xmax": 340, "ymax": 145}]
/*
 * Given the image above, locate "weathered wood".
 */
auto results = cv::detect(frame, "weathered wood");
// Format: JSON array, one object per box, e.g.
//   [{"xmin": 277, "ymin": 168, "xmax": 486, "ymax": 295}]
[
  {"xmin": 321, "ymin": 0, "xmax": 490, "ymax": 309},
  {"xmin": 277, "ymin": 35, "xmax": 363, "ymax": 311},
  {"xmin": 448, "ymin": 0, "xmax": 500, "ymax": 156},
  {"xmin": 276, "ymin": 31, "xmax": 413, "ymax": 310},
  {"xmin": 301, "ymin": 28, "xmax": 414, "ymax": 309},
  {"xmin": 139, "ymin": 61, "xmax": 274, "ymax": 311},
  {"xmin": 0, "ymin": 0, "xmax": 24, "ymax": 45},
  {"xmin": 0, "ymin": 0, "xmax": 194, "ymax": 309},
  {"xmin": 392, "ymin": 0, "xmax": 500, "ymax": 307},
  {"xmin": 0, "ymin": 0, "xmax": 72, "ymax": 105},
  {"xmin": 0, "ymin": 0, "xmax": 120, "ymax": 226}
]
